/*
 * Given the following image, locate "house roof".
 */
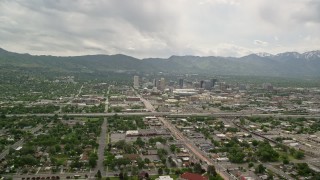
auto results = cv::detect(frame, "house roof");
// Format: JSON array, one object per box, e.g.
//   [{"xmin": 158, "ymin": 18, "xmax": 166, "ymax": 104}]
[
  {"xmin": 123, "ymin": 154, "xmax": 140, "ymax": 160},
  {"xmin": 180, "ymin": 172, "xmax": 208, "ymax": 180}
]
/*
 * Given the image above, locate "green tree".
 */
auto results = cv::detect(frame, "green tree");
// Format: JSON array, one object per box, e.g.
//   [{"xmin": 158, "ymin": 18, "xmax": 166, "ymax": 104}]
[
  {"xmin": 240, "ymin": 118, "xmax": 245, "ymax": 125},
  {"xmin": 137, "ymin": 158, "xmax": 145, "ymax": 169},
  {"xmin": 88, "ymin": 152, "xmax": 98, "ymax": 168},
  {"xmin": 255, "ymin": 141, "xmax": 279, "ymax": 162},
  {"xmin": 228, "ymin": 146, "xmax": 245, "ymax": 163},
  {"xmin": 123, "ymin": 172, "xmax": 129, "ymax": 180},
  {"xmin": 144, "ymin": 158, "xmax": 150, "ymax": 164},
  {"xmin": 135, "ymin": 137, "xmax": 145, "ymax": 147},
  {"xmin": 0, "ymin": 113, "xmax": 6, "ymax": 119},
  {"xmin": 170, "ymin": 144, "xmax": 176, "ymax": 153},
  {"xmin": 96, "ymin": 170, "xmax": 102, "ymax": 179},
  {"xmin": 158, "ymin": 168, "xmax": 163, "ymax": 175},
  {"xmin": 248, "ymin": 162, "xmax": 254, "ymax": 168},
  {"xmin": 193, "ymin": 163, "xmax": 203, "ymax": 174},
  {"xmin": 165, "ymin": 168, "xmax": 170, "ymax": 174},
  {"xmin": 255, "ymin": 164, "xmax": 266, "ymax": 174},
  {"xmin": 296, "ymin": 163, "xmax": 312, "ymax": 176},
  {"xmin": 294, "ymin": 150, "xmax": 305, "ymax": 159},
  {"xmin": 132, "ymin": 166, "xmax": 138, "ymax": 178},
  {"xmin": 252, "ymin": 140, "xmax": 259, "ymax": 146},
  {"xmin": 119, "ymin": 172, "xmax": 124, "ymax": 180},
  {"xmin": 282, "ymin": 155, "xmax": 290, "ymax": 164},
  {"xmin": 207, "ymin": 165, "xmax": 217, "ymax": 176}
]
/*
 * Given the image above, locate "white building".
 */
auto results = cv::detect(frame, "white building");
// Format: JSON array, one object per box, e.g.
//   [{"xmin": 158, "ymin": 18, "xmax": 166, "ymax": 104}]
[
  {"xmin": 126, "ymin": 130, "xmax": 139, "ymax": 136},
  {"xmin": 156, "ymin": 176, "xmax": 173, "ymax": 180},
  {"xmin": 133, "ymin": 76, "xmax": 139, "ymax": 89},
  {"xmin": 159, "ymin": 77, "xmax": 166, "ymax": 91}
]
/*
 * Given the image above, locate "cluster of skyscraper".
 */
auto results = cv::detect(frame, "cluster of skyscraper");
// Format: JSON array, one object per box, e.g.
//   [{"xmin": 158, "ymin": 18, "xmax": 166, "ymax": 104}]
[
  {"xmin": 178, "ymin": 78, "xmax": 217, "ymax": 90},
  {"xmin": 134, "ymin": 76, "xmax": 165, "ymax": 91},
  {"xmin": 153, "ymin": 77, "xmax": 166, "ymax": 91},
  {"xmin": 134, "ymin": 75, "xmax": 217, "ymax": 92}
]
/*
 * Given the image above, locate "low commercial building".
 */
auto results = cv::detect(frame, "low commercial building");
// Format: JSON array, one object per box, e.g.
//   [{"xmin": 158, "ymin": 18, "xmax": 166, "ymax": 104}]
[
  {"xmin": 173, "ymin": 89, "xmax": 198, "ymax": 96},
  {"xmin": 125, "ymin": 129, "xmax": 170, "ymax": 137},
  {"xmin": 156, "ymin": 176, "xmax": 174, "ymax": 180},
  {"xmin": 126, "ymin": 130, "xmax": 139, "ymax": 136}
]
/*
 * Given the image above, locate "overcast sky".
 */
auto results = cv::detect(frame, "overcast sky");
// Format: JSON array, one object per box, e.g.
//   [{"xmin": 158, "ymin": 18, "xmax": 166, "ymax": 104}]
[{"xmin": 0, "ymin": 0, "xmax": 320, "ymax": 58}]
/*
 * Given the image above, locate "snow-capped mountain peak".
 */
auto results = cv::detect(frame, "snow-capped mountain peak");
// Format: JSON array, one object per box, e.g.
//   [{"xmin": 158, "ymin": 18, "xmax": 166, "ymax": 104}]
[
  {"xmin": 276, "ymin": 52, "xmax": 301, "ymax": 58},
  {"xmin": 302, "ymin": 50, "xmax": 320, "ymax": 60},
  {"xmin": 255, "ymin": 52, "xmax": 274, "ymax": 57}
]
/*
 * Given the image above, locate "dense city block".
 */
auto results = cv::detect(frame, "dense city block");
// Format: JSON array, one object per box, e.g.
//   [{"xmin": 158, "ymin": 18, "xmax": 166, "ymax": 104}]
[{"xmin": 0, "ymin": 72, "xmax": 319, "ymax": 180}]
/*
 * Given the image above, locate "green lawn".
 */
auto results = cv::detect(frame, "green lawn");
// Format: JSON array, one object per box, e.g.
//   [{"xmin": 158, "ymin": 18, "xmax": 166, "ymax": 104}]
[
  {"xmin": 277, "ymin": 150, "xmax": 295, "ymax": 161},
  {"xmin": 53, "ymin": 154, "xmax": 69, "ymax": 164}
]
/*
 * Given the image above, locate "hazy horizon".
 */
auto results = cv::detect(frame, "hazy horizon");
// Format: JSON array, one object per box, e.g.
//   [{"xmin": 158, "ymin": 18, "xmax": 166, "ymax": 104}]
[{"xmin": 1, "ymin": 46, "xmax": 320, "ymax": 60}]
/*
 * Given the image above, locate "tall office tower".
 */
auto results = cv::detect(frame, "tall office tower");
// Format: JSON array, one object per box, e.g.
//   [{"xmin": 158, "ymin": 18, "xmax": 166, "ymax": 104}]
[
  {"xmin": 219, "ymin": 82, "xmax": 226, "ymax": 91},
  {"xmin": 153, "ymin": 78, "xmax": 158, "ymax": 88},
  {"xmin": 200, "ymin": 80, "xmax": 204, "ymax": 88},
  {"xmin": 262, "ymin": 83, "xmax": 273, "ymax": 91},
  {"xmin": 178, "ymin": 78, "xmax": 184, "ymax": 89},
  {"xmin": 239, "ymin": 84, "xmax": 247, "ymax": 91},
  {"xmin": 133, "ymin": 76, "xmax": 139, "ymax": 89},
  {"xmin": 204, "ymin": 80, "xmax": 212, "ymax": 90},
  {"xmin": 211, "ymin": 79, "xmax": 217, "ymax": 88},
  {"xmin": 159, "ymin": 78, "xmax": 166, "ymax": 91}
]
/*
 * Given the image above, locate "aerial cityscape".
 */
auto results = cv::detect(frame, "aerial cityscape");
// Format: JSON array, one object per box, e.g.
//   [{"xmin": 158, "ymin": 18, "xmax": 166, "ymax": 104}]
[{"xmin": 1, "ymin": 0, "xmax": 320, "ymax": 180}]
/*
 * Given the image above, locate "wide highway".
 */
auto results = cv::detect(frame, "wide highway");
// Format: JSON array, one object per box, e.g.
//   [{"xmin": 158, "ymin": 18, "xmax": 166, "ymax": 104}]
[{"xmin": 5, "ymin": 112, "xmax": 320, "ymax": 119}]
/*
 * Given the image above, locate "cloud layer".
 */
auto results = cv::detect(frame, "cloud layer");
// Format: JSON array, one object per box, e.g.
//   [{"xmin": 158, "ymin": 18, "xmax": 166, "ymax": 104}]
[{"xmin": 0, "ymin": 0, "xmax": 319, "ymax": 58}]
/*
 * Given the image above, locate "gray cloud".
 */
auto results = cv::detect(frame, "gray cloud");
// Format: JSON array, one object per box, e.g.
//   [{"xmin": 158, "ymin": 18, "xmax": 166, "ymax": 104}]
[
  {"xmin": 292, "ymin": 0, "xmax": 320, "ymax": 24},
  {"xmin": 0, "ymin": 0, "xmax": 319, "ymax": 58},
  {"xmin": 254, "ymin": 40, "xmax": 268, "ymax": 46}
]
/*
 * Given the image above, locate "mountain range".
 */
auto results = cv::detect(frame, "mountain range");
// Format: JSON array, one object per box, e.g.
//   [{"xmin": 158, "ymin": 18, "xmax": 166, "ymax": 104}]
[{"xmin": 0, "ymin": 48, "xmax": 320, "ymax": 77}]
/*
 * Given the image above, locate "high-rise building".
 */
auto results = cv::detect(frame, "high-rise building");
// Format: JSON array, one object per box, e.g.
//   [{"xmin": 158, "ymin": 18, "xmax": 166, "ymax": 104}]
[
  {"xmin": 159, "ymin": 78, "xmax": 166, "ymax": 91},
  {"xmin": 200, "ymin": 80, "xmax": 204, "ymax": 88},
  {"xmin": 211, "ymin": 79, "xmax": 217, "ymax": 88},
  {"xmin": 262, "ymin": 83, "xmax": 273, "ymax": 91},
  {"xmin": 203, "ymin": 80, "xmax": 212, "ymax": 90},
  {"xmin": 153, "ymin": 78, "xmax": 158, "ymax": 88},
  {"xmin": 133, "ymin": 76, "xmax": 139, "ymax": 89},
  {"xmin": 178, "ymin": 78, "xmax": 184, "ymax": 89},
  {"xmin": 239, "ymin": 84, "xmax": 247, "ymax": 91},
  {"xmin": 219, "ymin": 82, "xmax": 227, "ymax": 91},
  {"xmin": 152, "ymin": 79, "xmax": 158, "ymax": 87}
]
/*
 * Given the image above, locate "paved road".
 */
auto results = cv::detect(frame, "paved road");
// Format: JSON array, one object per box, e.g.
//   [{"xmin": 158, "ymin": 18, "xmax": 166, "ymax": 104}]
[
  {"xmin": 8, "ymin": 171, "xmax": 164, "ymax": 180},
  {"xmin": 140, "ymin": 96, "xmax": 155, "ymax": 111},
  {"xmin": 91, "ymin": 118, "xmax": 108, "ymax": 178},
  {"xmin": 6, "ymin": 112, "xmax": 320, "ymax": 119},
  {"xmin": 76, "ymin": 85, "xmax": 84, "ymax": 97},
  {"xmin": 0, "ymin": 139, "xmax": 24, "ymax": 160},
  {"xmin": 8, "ymin": 172, "xmax": 89, "ymax": 180},
  {"xmin": 158, "ymin": 116, "xmax": 235, "ymax": 179},
  {"xmin": 105, "ymin": 86, "xmax": 110, "ymax": 113},
  {"xmin": 265, "ymin": 164, "xmax": 293, "ymax": 180},
  {"xmin": 140, "ymin": 97, "xmax": 234, "ymax": 180},
  {"xmin": 0, "ymin": 125, "xmax": 42, "ymax": 160}
]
